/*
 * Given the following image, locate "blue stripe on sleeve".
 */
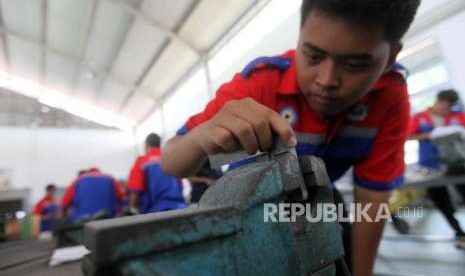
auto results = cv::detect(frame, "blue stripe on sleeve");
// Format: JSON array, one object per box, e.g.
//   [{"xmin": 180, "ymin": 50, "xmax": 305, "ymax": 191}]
[
  {"xmin": 354, "ymin": 174, "xmax": 404, "ymax": 191},
  {"xmin": 176, "ymin": 125, "xmax": 189, "ymax": 136}
]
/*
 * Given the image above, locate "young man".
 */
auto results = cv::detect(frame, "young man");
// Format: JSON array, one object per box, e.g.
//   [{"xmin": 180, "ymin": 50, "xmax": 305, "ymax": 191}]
[
  {"xmin": 409, "ymin": 89, "xmax": 465, "ymax": 249},
  {"xmin": 161, "ymin": 0, "xmax": 420, "ymax": 275},
  {"xmin": 61, "ymin": 168, "xmax": 125, "ymax": 222},
  {"xmin": 128, "ymin": 133, "xmax": 186, "ymax": 213},
  {"xmin": 32, "ymin": 184, "xmax": 59, "ymax": 236}
]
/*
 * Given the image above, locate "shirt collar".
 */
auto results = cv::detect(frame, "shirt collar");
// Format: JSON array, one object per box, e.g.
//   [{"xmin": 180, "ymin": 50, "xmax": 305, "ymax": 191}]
[
  {"xmin": 148, "ymin": 147, "xmax": 161, "ymax": 156},
  {"xmin": 45, "ymin": 195, "xmax": 53, "ymax": 200},
  {"xmin": 371, "ymin": 70, "xmax": 401, "ymax": 91}
]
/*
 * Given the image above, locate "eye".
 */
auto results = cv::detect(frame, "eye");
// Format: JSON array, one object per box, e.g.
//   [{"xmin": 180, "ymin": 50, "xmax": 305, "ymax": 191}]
[
  {"xmin": 306, "ymin": 54, "xmax": 324, "ymax": 65},
  {"xmin": 343, "ymin": 61, "xmax": 372, "ymax": 71}
]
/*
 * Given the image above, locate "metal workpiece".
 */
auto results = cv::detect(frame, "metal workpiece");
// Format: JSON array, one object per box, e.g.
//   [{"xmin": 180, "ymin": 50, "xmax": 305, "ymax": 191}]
[
  {"xmin": 208, "ymin": 138, "xmax": 293, "ymax": 169},
  {"xmin": 82, "ymin": 148, "xmax": 345, "ymax": 276}
]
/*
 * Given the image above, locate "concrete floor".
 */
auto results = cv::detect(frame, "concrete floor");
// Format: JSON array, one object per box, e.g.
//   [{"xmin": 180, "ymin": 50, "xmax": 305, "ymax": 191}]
[{"xmin": 375, "ymin": 208, "xmax": 465, "ymax": 276}]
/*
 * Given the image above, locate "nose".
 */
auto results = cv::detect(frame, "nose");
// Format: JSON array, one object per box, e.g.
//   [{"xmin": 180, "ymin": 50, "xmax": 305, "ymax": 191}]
[{"xmin": 315, "ymin": 60, "xmax": 340, "ymax": 89}]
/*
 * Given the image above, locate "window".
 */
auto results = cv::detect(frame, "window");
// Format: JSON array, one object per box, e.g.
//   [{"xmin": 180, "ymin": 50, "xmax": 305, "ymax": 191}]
[{"xmin": 407, "ymin": 63, "xmax": 449, "ymax": 96}]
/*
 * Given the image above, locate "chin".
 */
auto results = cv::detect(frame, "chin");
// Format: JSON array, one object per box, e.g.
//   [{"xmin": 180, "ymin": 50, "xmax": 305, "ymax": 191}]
[
  {"xmin": 310, "ymin": 104, "xmax": 329, "ymax": 115},
  {"xmin": 319, "ymin": 106, "xmax": 345, "ymax": 117}
]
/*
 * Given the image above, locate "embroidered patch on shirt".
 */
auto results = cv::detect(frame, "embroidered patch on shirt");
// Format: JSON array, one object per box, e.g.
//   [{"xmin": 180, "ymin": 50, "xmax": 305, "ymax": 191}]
[{"xmin": 280, "ymin": 106, "xmax": 298, "ymax": 126}]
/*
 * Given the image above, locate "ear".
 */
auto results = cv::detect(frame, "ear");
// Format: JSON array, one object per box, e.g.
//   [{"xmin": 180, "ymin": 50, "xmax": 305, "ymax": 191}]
[{"xmin": 384, "ymin": 43, "xmax": 403, "ymax": 73}]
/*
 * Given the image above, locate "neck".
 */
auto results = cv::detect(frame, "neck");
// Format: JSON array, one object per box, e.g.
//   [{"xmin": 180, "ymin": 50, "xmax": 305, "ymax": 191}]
[{"xmin": 429, "ymin": 107, "xmax": 448, "ymax": 117}]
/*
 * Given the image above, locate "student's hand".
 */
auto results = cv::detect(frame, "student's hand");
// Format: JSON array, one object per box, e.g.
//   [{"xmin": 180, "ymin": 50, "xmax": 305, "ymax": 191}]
[
  {"xmin": 419, "ymin": 133, "xmax": 431, "ymax": 140},
  {"xmin": 188, "ymin": 176, "xmax": 215, "ymax": 186},
  {"xmin": 191, "ymin": 98, "xmax": 297, "ymax": 155},
  {"xmin": 409, "ymin": 133, "xmax": 430, "ymax": 141},
  {"xmin": 205, "ymin": 178, "xmax": 215, "ymax": 186},
  {"xmin": 408, "ymin": 133, "xmax": 431, "ymax": 141},
  {"xmin": 32, "ymin": 215, "xmax": 43, "ymax": 237}
]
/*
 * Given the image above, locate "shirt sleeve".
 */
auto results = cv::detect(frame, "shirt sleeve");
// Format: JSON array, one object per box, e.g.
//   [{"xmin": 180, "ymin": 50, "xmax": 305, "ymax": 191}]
[
  {"xmin": 177, "ymin": 71, "xmax": 273, "ymax": 136},
  {"xmin": 61, "ymin": 183, "xmax": 75, "ymax": 208},
  {"xmin": 408, "ymin": 113, "xmax": 421, "ymax": 136},
  {"xmin": 353, "ymin": 80, "xmax": 410, "ymax": 191},
  {"xmin": 128, "ymin": 157, "xmax": 145, "ymax": 194},
  {"xmin": 113, "ymin": 181, "xmax": 126, "ymax": 201},
  {"xmin": 32, "ymin": 200, "xmax": 44, "ymax": 215},
  {"xmin": 458, "ymin": 113, "xmax": 465, "ymax": 127}
]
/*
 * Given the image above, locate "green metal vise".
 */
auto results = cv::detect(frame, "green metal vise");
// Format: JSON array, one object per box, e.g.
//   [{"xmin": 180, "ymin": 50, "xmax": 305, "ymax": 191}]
[{"xmin": 82, "ymin": 145, "xmax": 346, "ymax": 276}]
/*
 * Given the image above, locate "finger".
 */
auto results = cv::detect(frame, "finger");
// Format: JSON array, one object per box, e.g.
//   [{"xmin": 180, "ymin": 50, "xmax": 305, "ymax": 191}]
[
  {"xmin": 219, "ymin": 116, "xmax": 259, "ymax": 154},
  {"xmin": 266, "ymin": 109, "xmax": 297, "ymax": 147},
  {"xmin": 230, "ymin": 98, "xmax": 295, "ymax": 149},
  {"xmin": 207, "ymin": 127, "xmax": 237, "ymax": 153},
  {"xmin": 246, "ymin": 100, "xmax": 296, "ymax": 147},
  {"xmin": 234, "ymin": 107, "xmax": 273, "ymax": 151}
]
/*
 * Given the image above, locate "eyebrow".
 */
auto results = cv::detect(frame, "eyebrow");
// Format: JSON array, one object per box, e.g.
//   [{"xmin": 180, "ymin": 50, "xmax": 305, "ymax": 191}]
[{"xmin": 303, "ymin": 43, "xmax": 374, "ymax": 60}]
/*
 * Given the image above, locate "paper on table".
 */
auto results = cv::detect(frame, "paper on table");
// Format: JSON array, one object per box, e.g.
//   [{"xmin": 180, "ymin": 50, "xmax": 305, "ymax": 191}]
[
  {"xmin": 49, "ymin": 245, "xmax": 90, "ymax": 266},
  {"xmin": 430, "ymin": 125, "xmax": 465, "ymax": 139}
]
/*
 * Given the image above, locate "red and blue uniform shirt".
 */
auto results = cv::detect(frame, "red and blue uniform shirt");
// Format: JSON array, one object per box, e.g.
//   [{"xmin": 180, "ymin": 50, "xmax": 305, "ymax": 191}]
[
  {"xmin": 128, "ymin": 148, "xmax": 186, "ymax": 213},
  {"xmin": 410, "ymin": 109, "xmax": 465, "ymax": 169},
  {"xmin": 32, "ymin": 195, "xmax": 58, "ymax": 232},
  {"xmin": 61, "ymin": 169, "xmax": 125, "ymax": 222},
  {"xmin": 177, "ymin": 50, "xmax": 410, "ymax": 191}
]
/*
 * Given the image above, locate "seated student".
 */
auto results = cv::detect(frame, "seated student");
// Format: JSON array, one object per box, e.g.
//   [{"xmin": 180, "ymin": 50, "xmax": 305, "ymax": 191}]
[
  {"xmin": 61, "ymin": 168, "xmax": 125, "ymax": 222},
  {"xmin": 128, "ymin": 133, "xmax": 186, "ymax": 214},
  {"xmin": 188, "ymin": 160, "xmax": 222, "ymax": 204},
  {"xmin": 32, "ymin": 184, "xmax": 59, "ymax": 236},
  {"xmin": 161, "ymin": 1, "xmax": 421, "ymax": 275},
  {"xmin": 118, "ymin": 178, "xmax": 130, "ymax": 209},
  {"xmin": 409, "ymin": 89, "xmax": 465, "ymax": 249}
]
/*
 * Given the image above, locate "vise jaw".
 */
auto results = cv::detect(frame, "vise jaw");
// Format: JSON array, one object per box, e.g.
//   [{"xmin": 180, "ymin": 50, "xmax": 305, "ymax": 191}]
[{"xmin": 82, "ymin": 142, "xmax": 345, "ymax": 276}]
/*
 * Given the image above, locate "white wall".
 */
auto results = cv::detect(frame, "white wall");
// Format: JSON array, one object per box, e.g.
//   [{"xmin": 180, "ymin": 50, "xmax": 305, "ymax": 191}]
[
  {"xmin": 401, "ymin": 7, "xmax": 465, "ymax": 98},
  {"xmin": 434, "ymin": 11, "xmax": 465, "ymax": 95},
  {"xmin": 0, "ymin": 127, "xmax": 138, "ymax": 207}
]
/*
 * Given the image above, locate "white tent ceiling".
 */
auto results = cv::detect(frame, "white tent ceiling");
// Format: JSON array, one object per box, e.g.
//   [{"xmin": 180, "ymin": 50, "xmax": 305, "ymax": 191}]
[{"xmin": 0, "ymin": 0, "xmax": 260, "ymax": 129}]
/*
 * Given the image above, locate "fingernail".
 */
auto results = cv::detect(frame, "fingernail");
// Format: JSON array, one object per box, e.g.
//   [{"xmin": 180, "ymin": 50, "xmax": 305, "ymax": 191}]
[{"xmin": 288, "ymin": 136, "xmax": 297, "ymax": 147}]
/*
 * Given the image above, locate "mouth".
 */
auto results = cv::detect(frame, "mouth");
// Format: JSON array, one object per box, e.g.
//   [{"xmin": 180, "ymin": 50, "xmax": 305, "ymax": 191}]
[{"xmin": 310, "ymin": 93, "xmax": 334, "ymax": 105}]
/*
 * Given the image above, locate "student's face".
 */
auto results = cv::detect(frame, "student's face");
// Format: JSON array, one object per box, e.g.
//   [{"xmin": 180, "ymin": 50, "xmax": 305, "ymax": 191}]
[
  {"xmin": 47, "ymin": 189, "xmax": 55, "ymax": 198},
  {"xmin": 432, "ymin": 100, "xmax": 453, "ymax": 116},
  {"xmin": 296, "ymin": 10, "xmax": 400, "ymax": 117}
]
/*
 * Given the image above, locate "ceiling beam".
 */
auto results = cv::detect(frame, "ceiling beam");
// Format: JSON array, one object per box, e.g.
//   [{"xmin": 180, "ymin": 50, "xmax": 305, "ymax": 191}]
[
  {"xmin": 40, "ymin": 0, "xmax": 48, "ymax": 86},
  {"xmin": 116, "ymin": 38, "xmax": 167, "ymax": 113},
  {"xmin": 136, "ymin": 54, "xmax": 201, "ymax": 125},
  {"xmin": 0, "ymin": 25, "xmax": 158, "ymax": 102},
  {"xmin": 0, "ymin": 3, "xmax": 10, "ymax": 73},
  {"xmin": 91, "ymin": 0, "xmax": 139, "ymax": 102},
  {"xmin": 116, "ymin": 0, "xmax": 202, "ymax": 114},
  {"xmin": 79, "ymin": 0, "xmax": 100, "ymax": 62},
  {"xmin": 69, "ymin": 0, "xmax": 100, "ymax": 95},
  {"xmin": 109, "ymin": 0, "xmax": 201, "ymax": 56}
]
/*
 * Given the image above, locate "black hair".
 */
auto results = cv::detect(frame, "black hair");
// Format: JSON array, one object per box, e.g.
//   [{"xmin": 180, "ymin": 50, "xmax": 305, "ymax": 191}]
[
  {"xmin": 145, "ymin": 133, "xmax": 161, "ymax": 148},
  {"xmin": 300, "ymin": 0, "xmax": 421, "ymax": 43},
  {"xmin": 46, "ymin": 184, "xmax": 56, "ymax": 192},
  {"xmin": 437, "ymin": 89, "xmax": 459, "ymax": 105}
]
